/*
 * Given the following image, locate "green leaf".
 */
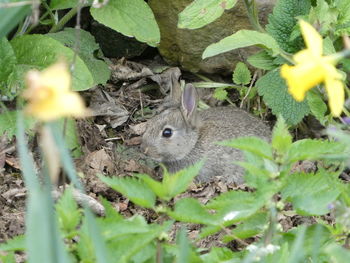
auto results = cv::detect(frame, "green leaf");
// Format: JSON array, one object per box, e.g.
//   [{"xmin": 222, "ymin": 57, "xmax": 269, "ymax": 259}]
[
  {"xmin": 0, "ymin": 111, "xmax": 35, "ymax": 139},
  {"xmin": 10, "ymin": 34, "xmax": 94, "ymax": 91},
  {"xmin": 137, "ymin": 161, "xmax": 203, "ymax": 201},
  {"xmin": 272, "ymin": 117, "xmax": 292, "ymax": 155},
  {"xmin": 247, "ymin": 50, "xmax": 277, "ymax": 70},
  {"xmin": 0, "ymin": 37, "xmax": 17, "ymax": 98},
  {"xmin": 99, "ymin": 175, "xmax": 156, "ymax": 208},
  {"xmin": 228, "ymin": 212, "xmax": 268, "ymax": 240},
  {"xmin": 169, "ymin": 198, "xmax": 218, "ymax": 225},
  {"xmin": 200, "ymin": 247, "xmax": 236, "ymax": 262},
  {"xmin": 47, "ymin": 28, "xmax": 110, "ymax": 85},
  {"xmin": 213, "ymin": 87, "xmax": 228, "ymax": 101},
  {"xmin": 178, "ymin": 0, "xmax": 237, "ymax": 29},
  {"xmin": 232, "ymin": 62, "xmax": 251, "ymax": 85},
  {"xmin": 266, "ymin": 0, "xmax": 311, "ymax": 53},
  {"xmin": 0, "ymin": 235, "xmax": 25, "ymax": 252},
  {"xmin": 90, "ymin": 0, "xmax": 160, "ymax": 47},
  {"xmin": 0, "ymin": 2, "xmax": 31, "ymax": 39},
  {"xmin": 256, "ymin": 70, "xmax": 310, "ymax": 125},
  {"xmin": 326, "ymin": 243, "xmax": 350, "ymax": 263},
  {"xmin": 56, "ymin": 187, "xmax": 82, "ymax": 234},
  {"xmin": 203, "ymin": 30, "xmax": 281, "ymax": 59},
  {"xmin": 286, "ymin": 139, "xmax": 346, "ymax": 163},
  {"xmin": 219, "ymin": 136, "xmax": 273, "ymax": 160},
  {"xmin": 306, "ymin": 90, "xmax": 327, "ymax": 125},
  {"xmin": 176, "ymin": 228, "xmax": 190, "ymax": 263},
  {"xmin": 281, "ymin": 171, "xmax": 341, "ymax": 215}
]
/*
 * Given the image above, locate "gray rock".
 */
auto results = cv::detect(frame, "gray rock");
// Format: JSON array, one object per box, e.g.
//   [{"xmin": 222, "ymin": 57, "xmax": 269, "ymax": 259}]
[{"xmin": 149, "ymin": 0, "xmax": 276, "ymax": 74}]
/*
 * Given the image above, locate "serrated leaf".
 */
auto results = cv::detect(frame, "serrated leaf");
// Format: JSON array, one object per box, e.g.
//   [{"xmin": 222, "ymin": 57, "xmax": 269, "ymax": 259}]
[
  {"xmin": 272, "ymin": 117, "xmax": 292, "ymax": 155},
  {"xmin": 266, "ymin": 0, "xmax": 311, "ymax": 53},
  {"xmin": 228, "ymin": 212, "xmax": 268, "ymax": 240},
  {"xmin": 200, "ymin": 247, "xmax": 235, "ymax": 262},
  {"xmin": 203, "ymin": 30, "xmax": 281, "ymax": 59},
  {"xmin": 247, "ymin": 50, "xmax": 277, "ymax": 70},
  {"xmin": 219, "ymin": 136, "xmax": 273, "ymax": 160},
  {"xmin": 213, "ymin": 87, "xmax": 228, "ymax": 101},
  {"xmin": 232, "ymin": 62, "xmax": 251, "ymax": 85},
  {"xmin": 10, "ymin": 34, "xmax": 94, "ymax": 91},
  {"xmin": 99, "ymin": 175, "xmax": 156, "ymax": 208},
  {"xmin": 0, "ymin": 111, "xmax": 35, "ymax": 139},
  {"xmin": 90, "ymin": 0, "xmax": 160, "ymax": 47},
  {"xmin": 281, "ymin": 171, "xmax": 341, "ymax": 215},
  {"xmin": 137, "ymin": 161, "xmax": 203, "ymax": 201},
  {"xmin": 56, "ymin": 187, "xmax": 81, "ymax": 234},
  {"xmin": 178, "ymin": 0, "xmax": 237, "ymax": 29},
  {"xmin": 306, "ymin": 90, "xmax": 327, "ymax": 125},
  {"xmin": 169, "ymin": 198, "xmax": 218, "ymax": 225},
  {"xmin": 0, "ymin": 37, "xmax": 17, "ymax": 99},
  {"xmin": 256, "ymin": 70, "xmax": 310, "ymax": 125},
  {"xmin": 0, "ymin": 235, "xmax": 25, "ymax": 252},
  {"xmin": 286, "ymin": 139, "xmax": 346, "ymax": 163},
  {"xmin": 47, "ymin": 28, "xmax": 110, "ymax": 85}
]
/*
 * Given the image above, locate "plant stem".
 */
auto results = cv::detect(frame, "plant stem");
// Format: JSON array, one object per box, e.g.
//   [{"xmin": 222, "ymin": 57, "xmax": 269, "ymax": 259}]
[
  {"xmin": 243, "ymin": 0, "xmax": 264, "ymax": 32},
  {"xmin": 49, "ymin": 6, "xmax": 78, "ymax": 33}
]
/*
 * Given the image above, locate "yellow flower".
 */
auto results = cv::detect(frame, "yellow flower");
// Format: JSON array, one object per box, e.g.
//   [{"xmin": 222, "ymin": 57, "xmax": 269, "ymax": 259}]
[
  {"xmin": 23, "ymin": 62, "xmax": 89, "ymax": 121},
  {"xmin": 281, "ymin": 20, "xmax": 344, "ymax": 117}
]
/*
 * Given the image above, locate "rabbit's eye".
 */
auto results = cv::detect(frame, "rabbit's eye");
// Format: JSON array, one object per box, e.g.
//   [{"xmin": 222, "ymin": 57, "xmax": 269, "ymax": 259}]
[{"xmin": 162, "ymin": 128, "xmax": 173, "ymax": 138}]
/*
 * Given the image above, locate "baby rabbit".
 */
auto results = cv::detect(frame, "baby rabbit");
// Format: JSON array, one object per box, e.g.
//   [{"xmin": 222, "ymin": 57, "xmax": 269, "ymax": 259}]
[{"xmin": 141, "ymin": 83, "xmax": 271, "ymax": 184}]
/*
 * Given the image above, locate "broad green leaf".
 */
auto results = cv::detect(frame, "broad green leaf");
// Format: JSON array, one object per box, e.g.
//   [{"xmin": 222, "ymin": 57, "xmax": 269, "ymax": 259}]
[
  {"xmin": 137, "ymin": 161, "xmax": 203, "ymax": 201},
  {"xmin": 0, "ymin": 1, "xmax": 31, "ymax": 38},
  {"xmin": 281, "ymin": 171, "xmax": 341, "ymax": 215},
  {"xmin": 178, "ymin": 0, "xmax": 237, "ymax": 29},
  {"xmin": 0, "ymin": 111, "xmax": 35, "ymax": 139},
  {"xmin": 213, "ymin": 87, "xmax": 228, "ymax": 101},
  {"xmin": 256, "ymin": 70, "xmax": 310, "ymax": 125},
  {"xmin": 206, "ymin": 190, "xmax": 270, "ymax": 225},
  {"xmin": 232, "ymin": 62, "xmax": 251, "ymax": 85},
  {"xmin": 286, "ymin": 139, "xmax": 346, "ymax": 163},
  {"xmin": 272, "ymin": 117, "xmax": 292, "ymax": 155},
  {"xmin": 0, "ymin": 235, "xmax": 25, "ymax": 251},
  {"xmin": 200, "ymin": 247, "xmax": 236, "ymax": 262},
  {"xmin": 219, "ymin": 136, "xmax": 273, "ymax": 160},
  {"xmin": 0, "ymin": 37, "xmax": 17, "ymax": 98},
  {"xmin": 266, "ymin": 0, "xmax": 311, "ymax": 53},
  {"xmin": 306, "ymin": 90, "xmax": 327, "ymax": 125},
  {"xmin": 169, "ymin": 198, "xmax": 218, "ymax": 225},
  {"xmin": 11, "ymin": 34, "xmax": 94, "ymax": 91},
  {"xmin": 326, "ymin": 243, "xmax": 350, "ymax": 263},
  {"xmin": 56, "ymin": 187, "xmax": 82, "ymax": 234},
  {"xmin": 203, "ymin": 30, "xmax": 281, "ymax": 59},
  {"xmin": 99, "ymin": 175, "xmax": 156, "ymax": 208},
  {"xmin": 50, "ymin": 0, "xmax": 92, "ymax": 10},
  {"xmin": 228, "ymin": 212, "xmax": 268, "ymax": 240},
  {"xmin": 90, "ymin": 0, "xmax": 160, "ymax": 47},
  {"xmin": 247, "ymin": 50, "xmax": 277, "ymax": 70},
  {"xmin": 47, "ymin": 28, "xmax": 110, "ymax": 85}
]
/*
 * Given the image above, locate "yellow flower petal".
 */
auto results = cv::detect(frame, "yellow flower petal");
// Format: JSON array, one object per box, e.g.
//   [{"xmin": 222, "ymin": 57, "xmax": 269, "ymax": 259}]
[
  {"xmin": 23, "ymin": 62, "xmax": 89, "ymax": 121},
  {"xmin": 281, "ymin": 62, "xmax": 324, "ymax": 101},
  {"xmin": 299, "ymin": 20, "xmax": 323, "ymax": 57},
  {"xmin": 325, "ymin": 78, "xmax": 344, "ymax": 117}
]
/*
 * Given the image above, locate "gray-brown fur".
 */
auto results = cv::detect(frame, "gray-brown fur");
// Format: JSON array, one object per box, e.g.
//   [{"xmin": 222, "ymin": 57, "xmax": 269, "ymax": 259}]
[{"xmin": 141, "ymin": 84, "xmax": 271, "ymax": 184}]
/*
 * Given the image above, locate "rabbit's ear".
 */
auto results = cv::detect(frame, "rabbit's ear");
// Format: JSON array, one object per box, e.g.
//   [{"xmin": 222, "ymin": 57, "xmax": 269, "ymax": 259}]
[
  {"xmin": 181, "ymin": 84, "xmax": 197, "ymax": 121},
  {"xmin": 170, "ymin": 69, "xmax": 182, "ymax": 103}
]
